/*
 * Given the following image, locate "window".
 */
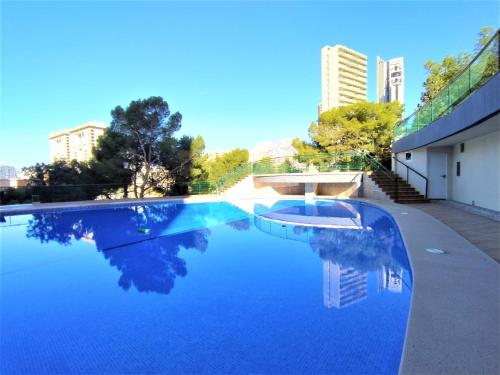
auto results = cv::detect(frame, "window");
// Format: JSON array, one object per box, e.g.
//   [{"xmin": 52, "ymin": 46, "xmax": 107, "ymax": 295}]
[
  {"xmin": 456, "ymin": 161, "xmax": 461, "ymax": 176},
  {"xmin": 460, "ymin": 143, "xmax": 465, "ymax": 153},
  {"xmin": 405, "ymin": 152, "xmax": 412, "ymax": 161}
]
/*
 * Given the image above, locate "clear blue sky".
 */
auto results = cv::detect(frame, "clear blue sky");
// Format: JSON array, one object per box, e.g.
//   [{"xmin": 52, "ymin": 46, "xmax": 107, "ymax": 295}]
[{"xmin": 1, "ymin": 1, "xmax": 498, "ymax": 169}]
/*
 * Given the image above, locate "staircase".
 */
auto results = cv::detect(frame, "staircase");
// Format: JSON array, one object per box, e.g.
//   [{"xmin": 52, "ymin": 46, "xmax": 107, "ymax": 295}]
[
  {"xmin": 223, "ymin": 175, "xmax": 254, "ymax": 198},
  {"xmin": 369, "ymin": 170, "xmax": 429, "ymax": 204}
]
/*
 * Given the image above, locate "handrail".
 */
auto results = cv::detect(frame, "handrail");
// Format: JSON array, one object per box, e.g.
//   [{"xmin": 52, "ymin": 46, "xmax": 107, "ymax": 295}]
[
  {"xmin": 394, "ymin": 29, "xmax": 499, "ymax": 140},
  {"xmin": 392, "ymin": 157, "xmax": 428, "ymax": 199},
  {"xmin": 363, "ymin": 153, "xmax": 401, "ymax": 202}
]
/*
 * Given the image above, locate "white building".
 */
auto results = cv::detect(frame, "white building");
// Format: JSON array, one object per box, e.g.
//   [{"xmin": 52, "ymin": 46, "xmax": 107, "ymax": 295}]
[
  {"xmin": 320, "ymin": 45, "xmax": 368, "ymax": 113},
  {"xmin": 49, "ymin": 121, "xmax": 106, "ymax": 163},
  {"xmin": 392, "ymin": 66, "xmax": 500, "ymax": 214},
  {"xmin": 376, "ymin": 56, "xmax": 404, "ymax": 105}
]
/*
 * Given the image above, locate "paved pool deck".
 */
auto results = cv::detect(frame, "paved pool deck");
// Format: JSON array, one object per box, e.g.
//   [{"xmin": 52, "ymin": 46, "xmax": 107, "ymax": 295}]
[
  {"xmin": 408, "ymin": 202, "xmax": 500, "ymax": 263},
  {"xmin": 367, "ymin": 199, "xmax": 499, "ymax": 375},
  {"xmin": 1, "ymin": 196, "xmax": 499, "ymax": 375}
]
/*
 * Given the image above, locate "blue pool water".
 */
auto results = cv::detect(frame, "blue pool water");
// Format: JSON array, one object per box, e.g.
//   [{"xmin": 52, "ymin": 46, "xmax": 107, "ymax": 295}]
[{"xmin": 0, "ymin": 199, "xmax": 412, "ymax": 374}]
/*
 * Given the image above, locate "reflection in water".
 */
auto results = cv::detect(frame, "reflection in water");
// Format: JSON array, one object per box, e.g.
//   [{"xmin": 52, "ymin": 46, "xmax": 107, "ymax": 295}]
[
  {"xmin": 323, "ymin": 261, "xmax": 367, "ymax": 308},
  {"xmin": 22, "ymin": 199, "xmax": 409, "ymax": 307},
  {"xmin": 25, "ymin": 204, "xmax": 211, "ymax": 295},
  {"xmin": 253, "ymin": 200, "xmax": 410, "ymax": 309},
  {"xmin": 377, "ymin": 266, "xmax": 403, "ymax": 293},
  {"xmin": 226, "ymin": 218, "xmax": 251, "ymax": 231}
]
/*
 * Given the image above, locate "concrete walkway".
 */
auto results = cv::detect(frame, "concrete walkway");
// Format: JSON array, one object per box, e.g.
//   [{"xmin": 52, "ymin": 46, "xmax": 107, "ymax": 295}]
[
  {"xmin": 409, "ymin": 202, "xmax": 500, "ymax": 263},
  {"xmin": 370, "ymin": 200, "xmax": 499, "ymax": 375}
]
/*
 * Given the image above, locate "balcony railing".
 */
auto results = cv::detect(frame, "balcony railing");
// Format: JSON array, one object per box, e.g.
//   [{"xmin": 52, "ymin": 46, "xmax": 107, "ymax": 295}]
[{"xmin": 394, "ymin": 30, "xmax": 499, "ymax": 141}]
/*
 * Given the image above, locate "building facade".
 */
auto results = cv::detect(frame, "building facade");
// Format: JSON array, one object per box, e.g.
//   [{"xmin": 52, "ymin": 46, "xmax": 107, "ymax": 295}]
[
  {"xmin": 392, "ymin": 70, "xmax": 500, "ymax": 214},
  {"xmin": 376, "ymin": 56, "xmax": 404, "ymax": 105},
  {"xmin": 320, "ymin": 45, "xmax": 367, "ymax": 113},
  {"xmin": 0, "ymin": 165, "xmax": 17, "ymax": 180},
  {"xmin": 49, "ymin": 121, "xmax": 106, "ymax": 163}
]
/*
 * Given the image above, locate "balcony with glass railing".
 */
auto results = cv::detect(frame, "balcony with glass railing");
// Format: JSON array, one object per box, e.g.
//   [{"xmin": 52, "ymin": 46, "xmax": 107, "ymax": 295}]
[{"xmin": 393, "ymin": 30, "xmax": 499, "ymax": 141}]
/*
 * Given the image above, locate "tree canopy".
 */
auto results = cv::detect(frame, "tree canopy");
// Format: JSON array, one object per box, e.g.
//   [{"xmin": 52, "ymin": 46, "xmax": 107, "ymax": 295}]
[
  {"xmin": 420, "ymin": 26, "xmax": 495, "ymax": 104},
  {"xmin": 294, "ymin": 101, "xmax": 403, "ymax": 163},
  {"xmin": 103, "ymin": 96, "xmax": 183, "ymax": 197},
  {"xmin": 204, "ymin": 148, "xmax": 249, "ymax": 181}
]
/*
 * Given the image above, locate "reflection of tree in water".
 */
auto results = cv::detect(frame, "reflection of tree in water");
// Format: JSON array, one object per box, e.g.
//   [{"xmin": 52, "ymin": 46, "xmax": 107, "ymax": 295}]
[
  {"xmin": 294, "ymin": 215, "xmax": 407, "ymax": 272},
  {"xmin": 25, "ymin": 204, "xmax": 211, "ymax": 295},
  {"xmin": 226, "ymin": 218, "xmax": 251, "ymax": 231},
  {"xmin": 103, "ymin": 228, "xmax": 210, "ymax": 294}
]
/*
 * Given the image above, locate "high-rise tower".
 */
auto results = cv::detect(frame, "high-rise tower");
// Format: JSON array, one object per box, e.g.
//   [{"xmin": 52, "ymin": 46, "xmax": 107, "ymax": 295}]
[
  {"xmin": 376, "ymin": 56, "xmax": 404, "ymax": 105},
  {"xmin": 320, "ymin": 45, "xmax": 368, "ymax": 114}
]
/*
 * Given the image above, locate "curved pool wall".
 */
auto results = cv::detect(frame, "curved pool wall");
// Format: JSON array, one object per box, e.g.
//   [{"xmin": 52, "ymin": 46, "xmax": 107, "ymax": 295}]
[{"xmin": 0, "ymin": 199, "xmax": 413, "ymax": 374}]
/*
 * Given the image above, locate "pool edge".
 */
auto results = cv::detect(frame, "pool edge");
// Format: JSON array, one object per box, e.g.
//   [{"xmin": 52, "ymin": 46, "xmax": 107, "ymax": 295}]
[
  {"xmin": 357, "ymin": 199, "xmax": 500, "ymax": 375},
  {"xmin": 2, "ymin": 196, "xmax": 498, "ymax": 374}
]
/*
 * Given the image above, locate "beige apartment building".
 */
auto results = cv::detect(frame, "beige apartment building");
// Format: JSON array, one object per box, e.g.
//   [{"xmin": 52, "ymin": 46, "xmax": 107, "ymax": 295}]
[
  {"xmin": 49, "ymin": 121, "xmax": 106, "ymax": 163},
  {"xmin": 320, "ymin": 45, "xmax": 368, "ymax": 114}
]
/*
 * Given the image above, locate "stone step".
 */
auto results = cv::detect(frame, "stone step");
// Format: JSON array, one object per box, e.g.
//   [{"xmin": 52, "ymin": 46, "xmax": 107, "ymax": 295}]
[
  {"xmin": 372, "ymin": 177, "xmax": 404, "ymax": 183},
  {"xmin": 376, "ymin": 183, "xmax": 414, "ymax": 189},
  {"xmin": 368, "ymin": 170, "xmax": 429, "ymax": 204},
  {"xmin": 388, "ymin": 193, "xmax": 425, "ymax": 199},
  {"xmin": 381, "ymin": 188, "xmax": 417, "ymax": 193},
  {"xmin": 395, "ymin": 198, "xmax": 430, "ymax": 204}
]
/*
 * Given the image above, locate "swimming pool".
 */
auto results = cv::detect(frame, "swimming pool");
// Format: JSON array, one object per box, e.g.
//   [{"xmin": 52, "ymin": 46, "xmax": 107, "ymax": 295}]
[{"xmin": 0, "ymin": 199, "xmax": 412, "ymax": 374}]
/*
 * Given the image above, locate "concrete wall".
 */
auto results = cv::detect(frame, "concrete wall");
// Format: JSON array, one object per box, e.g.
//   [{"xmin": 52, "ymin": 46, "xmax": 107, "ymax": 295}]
[
  {"xmin": 393, "ymin": 148, "xmax": 428, "ymax": 195},
  {"xmin": 394, "ymin": 131, "xmax": 500, "ymax": 212},
  {"xmin": 253, "ymin": 182, "xmax": 305, "ymax": 197},
  {"xmin": 450, "ymin": 130, "xmax": 500, "ymax": 211},
  {"xmin": 358, "ymin": 172, "xmax": 391, "ymax": 201},
  {"xmin": 316, "ymin": 182, "xmax": 359, "ymax": 197}
]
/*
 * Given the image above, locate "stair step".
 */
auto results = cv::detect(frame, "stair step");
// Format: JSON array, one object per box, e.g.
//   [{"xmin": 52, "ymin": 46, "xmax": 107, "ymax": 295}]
[
  {"xmin": 382, "ymin": 188, "xmax": 417, "ymax": 193},
  {"xmin": 368, "ymin": 170, "xmax": 429, "ymax": 204},
  {"xmin": 396, "ymin": 199, "xmax": 430, "ymax": 204},
  {"xmin": 377, "ymin": 182, "xmax": 412, "ymax": 189},
  {"xmin": 388, "ymin": 194, "xmax": 425, "ymax": 199}
]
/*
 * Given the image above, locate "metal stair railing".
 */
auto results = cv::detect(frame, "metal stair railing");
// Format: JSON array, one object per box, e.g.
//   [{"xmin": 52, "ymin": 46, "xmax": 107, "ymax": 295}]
[
  {"xmin": 362, "ymin": 154, "xmax": 400, "ymax": 202},
  {"xmin": 392, "ymin": 157, "xmax": 428, "ymax": 200}
]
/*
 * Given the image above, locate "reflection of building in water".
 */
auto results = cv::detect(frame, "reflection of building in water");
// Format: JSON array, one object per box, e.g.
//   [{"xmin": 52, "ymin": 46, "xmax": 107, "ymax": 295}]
[
  {"xmin": 377, "ymin": 266, "xmax": 403, "ymax": 293},
  {"xmin": 323, "ymin": 261, "xmax": 367, "ymax": 308}
]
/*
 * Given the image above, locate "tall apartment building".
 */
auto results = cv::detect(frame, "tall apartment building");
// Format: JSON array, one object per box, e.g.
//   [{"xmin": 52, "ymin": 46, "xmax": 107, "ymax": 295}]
[
  {"xmin": 0, "ymin": 165, "xmax": 17, "ymax": 179},
  {"xmin": 49, "ymin": 121, "xmax": 106, "ymax": 163},
  {"xmin": 376, "ymin": 56, "xmax": 404, "ymax": 105},
  {"xmin": 320, "ymin": 45, "xmax": 368, "ymax": 114}
]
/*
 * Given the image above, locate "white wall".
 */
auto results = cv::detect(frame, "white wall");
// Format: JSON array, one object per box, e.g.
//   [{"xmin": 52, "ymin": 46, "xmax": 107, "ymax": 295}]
[
  {"xmin": 393, "ymin": 148, "xmax": 428, "ymax": 195},
  {"xmin": 450, "ymin": 131, "xmax": 500, "ymax": 212}
]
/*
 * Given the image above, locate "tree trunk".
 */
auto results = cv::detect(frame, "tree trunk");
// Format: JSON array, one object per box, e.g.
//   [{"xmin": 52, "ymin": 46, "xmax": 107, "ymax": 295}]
[{"xmin": 139, "ymin": 164, "xmax": 150, "ymax": 198}]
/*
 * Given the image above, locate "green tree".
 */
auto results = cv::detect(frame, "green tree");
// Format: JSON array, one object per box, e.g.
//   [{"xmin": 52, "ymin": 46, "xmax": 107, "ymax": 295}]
[
  {"xmin": 102, "ymin": 96, "xmax": 183, "ymax": 198},
  {"xmin": 420, "ymin": 26, "xmax": 496, "ymax": 103},
  {"xmin": 205, "ymin": 148, "xmax": 249, "ymax": 181},
  {"xmin": 158, "ymin": 135, "xmax": 208, "ymax": 194},
  {"xmin": 90, "ymin": 128, "xmax": 134, "ymax": 197},
  {"xmin": 296, "ymin": 101, "xmax": 403, "ymax": 163},
  {"xmin": 475, "ymin": 26, "xmax": 496, "ymax": 53},
  {"xmin": 21, "ymin": 160, "xmax": 97, "ymax": 202}
]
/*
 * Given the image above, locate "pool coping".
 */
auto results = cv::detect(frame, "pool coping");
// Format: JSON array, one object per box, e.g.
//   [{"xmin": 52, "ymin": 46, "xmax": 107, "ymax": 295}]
[
  {"xmin": 1, "ymin": 196, "xmax": 499, "ymax": 374},
  {"xmin": 361, "ymin": 199, "xmax": 500, "ymax": 375}
]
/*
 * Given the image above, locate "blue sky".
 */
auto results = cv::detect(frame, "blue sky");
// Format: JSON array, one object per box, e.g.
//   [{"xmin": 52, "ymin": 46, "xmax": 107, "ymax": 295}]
[{"xmin": 1, "ymin": 1, "xmax": 498, "ymax": 169}]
